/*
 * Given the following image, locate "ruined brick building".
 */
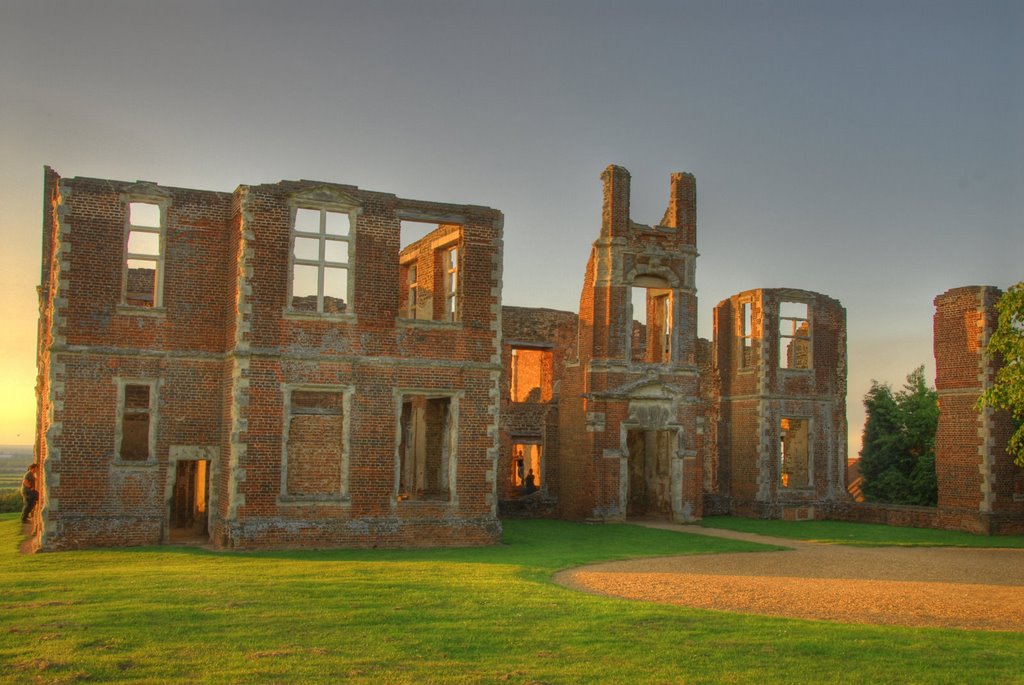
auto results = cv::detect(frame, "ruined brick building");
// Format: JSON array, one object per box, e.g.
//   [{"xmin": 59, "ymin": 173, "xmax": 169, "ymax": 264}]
[
  {"xmin": 495, "ymin": 168, "xmax": 848, "ymax": 525},
  {"xmin": 931, "ymin": 287, "xmax": 1023, "ymax": 534},
  {"xmin": 32, "ymin": 165, "xmax": 1021, "ymax": 550},
  {"xmin": 35, "ymin": 169, "xmax": 504, "ymax": 550}
]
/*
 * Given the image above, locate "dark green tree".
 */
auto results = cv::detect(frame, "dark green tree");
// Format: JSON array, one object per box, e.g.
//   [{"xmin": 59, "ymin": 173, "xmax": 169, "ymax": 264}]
[
  {"xmin": 977, "ymin": 282, "xmax": 1024, "ymax": 466},
  {"xmin": 859, "ymin": 366, "xmax": 939, "ymax": 506}
]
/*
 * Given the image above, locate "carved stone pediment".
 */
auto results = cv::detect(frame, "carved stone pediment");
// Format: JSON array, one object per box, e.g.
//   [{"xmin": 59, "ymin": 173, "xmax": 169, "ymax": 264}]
[
  {"xmin": 626, "ymin": 400, "xmax": 676, "ymax": 430},
  {"xmin": 599, "ymin": 375, "xmax": 685, "ymax": 399},
  {"xmin": 290, "ymin": 185, "xmax": 362, "ymax": 208},
  {"xmin": 121, "ymin": 182, "xmax": 173, "ymax": 202}
]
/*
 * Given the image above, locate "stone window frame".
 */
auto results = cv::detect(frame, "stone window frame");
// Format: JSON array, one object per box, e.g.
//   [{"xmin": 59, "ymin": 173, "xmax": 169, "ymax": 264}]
[
  {"xmin": 285, "ymin": 200, "xmax": 358, "ymax": 319},
  {"xmin": 113, "ymin": 377, "xmax": 159, "ymax": 466},
  {"xmin": 509, "ymin": 433, "xmax": 544, "ymax": 493},
  {"xmin": 508, "ymin": 343, "xmax": 555, "ymax": 403},
  {"xmin": 627, "ymin": 271, "xmax": 679, "ymax": 365},
  {"xmin": 118, "ymin": 190, "xmax": 171, "ymax": 314},
  {"xmin": 393, "ymin": 389, "xmax": 461, "ymax": 506},
  {"xmin": 442, "ymin": 243, "xmax": 459, "ymax": 322},
  {"xmin": 737, "ymin": 298, "xmax": 754, "ymax": 371},
  {"xmin": 405, "ymin": 262, "xmax": 419, "ymax": 319},
  {"xmin": 397, "ymin": 231, "xmax": 463, "ymax": 324},
  {"xmin": 279, "ymin": 383, "xmax": 353, "ymax": 504},
  {"xmin": 778, "ymin": 300, "xmax": 812, "ymax": 371},
  {"xmin": 396, "ymin": 209, "xmax": 465, "ymax": 327},
  {"xmin": 778, "ymin": 415, "xmax": 814, "ymax": 491}
]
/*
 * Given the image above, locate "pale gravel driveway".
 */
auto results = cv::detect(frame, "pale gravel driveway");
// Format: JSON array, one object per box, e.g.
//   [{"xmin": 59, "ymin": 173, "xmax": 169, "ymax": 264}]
[{"xmin": 552, "ymin": 521, "xmax": 1024, "ymax": 631}]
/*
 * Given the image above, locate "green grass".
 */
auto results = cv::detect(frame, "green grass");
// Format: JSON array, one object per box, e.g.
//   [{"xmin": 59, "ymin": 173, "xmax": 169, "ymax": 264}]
[
  {"xmin": 700, "ymin": 516, "xmax": 1024, "ymax": 547},
  {"xmin": 1, "ymin": 515, "xmax": 1022, "ymax": 684}
]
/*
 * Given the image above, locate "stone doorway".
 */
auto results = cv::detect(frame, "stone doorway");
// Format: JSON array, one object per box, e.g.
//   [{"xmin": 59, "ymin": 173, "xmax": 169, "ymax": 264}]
[
  {"xmin": 169, "ymin": 460, "xmax": 210, "ymax": 544},
  {"xmin": 626, "ymin": 429, "xmax": 674, "ymax": 517}
]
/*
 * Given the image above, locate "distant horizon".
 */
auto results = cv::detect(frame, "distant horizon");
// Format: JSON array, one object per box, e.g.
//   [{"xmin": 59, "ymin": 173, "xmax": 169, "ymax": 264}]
[{"xmin": 1, "ymin": 1, "xmax": 1020, "ymax": 449}]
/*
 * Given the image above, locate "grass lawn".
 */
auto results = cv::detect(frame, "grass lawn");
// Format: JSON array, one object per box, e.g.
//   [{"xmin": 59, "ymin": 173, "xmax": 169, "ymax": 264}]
[
  {"xmin": 1, "ymin": 514, "xmax": 1022, "ymax": 684},
  {"xmin": 699, "ymin": 516, "xmax": 1024, "ymax": 548}
]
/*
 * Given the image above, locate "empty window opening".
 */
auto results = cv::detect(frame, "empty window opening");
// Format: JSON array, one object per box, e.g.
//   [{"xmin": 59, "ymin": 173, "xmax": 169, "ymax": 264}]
[
  {"xmin": 398, "ymin": 395, "xmax": 454, "ymax": 501},
  {"xmin": 291, "ymin": 207, "xmax": 351, "ymax": 314},
  {"xmin": 119, "ymin": 383, "xmax": 152, "ymax": 461},
  {"xmin": 404, "ymin": 264, "xmax": 419, "ymax": 319},
  {"xmin": 124, "ymin": 201, "xmax": 163, "ymax": 307},
  {"xmin": 443, "ymin": 246, "xmax": 459, "ymax": 320},
  {"xmin": 169, "ymin": 460, "xmax": 209, "ymax": 543},
  {"xmin": 780, "ymin": 417, "xmax": 810, "ymax": 489},
  {"xmin": 399, "ymin": 221, "xmax": 462, "ymax": 322},
  {"xmin": 511, "ymin": 440, "xmax": 542, "ymax": 494},
  {"xmin": 739, "ymin": 301, "xmax": 754, "ymax": 368},
  {"xmin": 626, "ymin": 429, "xmax": 674, "ymax": 516},
  {"xmin": 510, "ymin": 348, "xmax": 554, "ymax": 403},
  {"xmin": 631, "ymin": 285, "xmax": 672, "ymax": 363},
  {"xmin": 285, "ymin": 390, "xmax": 344, "ymax": 497},
  {"xmin": 779, "ymin": 301, "xmax": 810, "ymax": 369}
]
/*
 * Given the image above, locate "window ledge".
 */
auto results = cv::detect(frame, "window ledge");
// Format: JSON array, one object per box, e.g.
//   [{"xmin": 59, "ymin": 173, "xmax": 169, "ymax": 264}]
[
  {"xmin": 116, "ymin": 305, "xmax": 166, "ymax": 317},
  {"xmin": 278, "ymin": 495, "xmax": 350, "ymax": 505},
  {"xmin": 778, "ymin": 367, "xmax": 814, "ymax": 374},
  {"xmin": 283, "ymin": 309, "xmax": 354, "ymax": 322},
  {"xmin": 113, "ymin": 459, "xmax": 158, "ymax": 468},
  {"xmin": 395, "ymin": 496, "xmax": 454, "ymax": 505},
  {"xmin": 397, "ymin": 319, "xmax": 462, "ymax": 330}
]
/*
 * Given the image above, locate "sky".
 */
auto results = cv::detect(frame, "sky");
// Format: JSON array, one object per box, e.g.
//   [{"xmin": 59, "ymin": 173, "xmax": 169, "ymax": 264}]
[{"xmin": 0, "ymin": 0, "xmax": 1021, "ymax": 451}]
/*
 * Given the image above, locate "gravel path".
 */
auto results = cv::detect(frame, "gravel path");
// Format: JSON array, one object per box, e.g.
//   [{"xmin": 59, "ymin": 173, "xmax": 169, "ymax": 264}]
[{"xmin": 553, "ymin": 522, "xmax": 1024, "ymax": 631}]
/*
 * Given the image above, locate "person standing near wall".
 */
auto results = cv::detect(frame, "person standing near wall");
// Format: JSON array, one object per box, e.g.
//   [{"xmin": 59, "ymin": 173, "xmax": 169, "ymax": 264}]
[{"xmin": 21, "ymin": 463, "xmax": 39, "ymax": 524}]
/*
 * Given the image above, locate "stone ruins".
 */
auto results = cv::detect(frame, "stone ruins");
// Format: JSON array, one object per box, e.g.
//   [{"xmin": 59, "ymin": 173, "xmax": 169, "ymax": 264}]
[{"xmin": 30, "ymin": 165, "xmax": 1022, "ymax": 550}]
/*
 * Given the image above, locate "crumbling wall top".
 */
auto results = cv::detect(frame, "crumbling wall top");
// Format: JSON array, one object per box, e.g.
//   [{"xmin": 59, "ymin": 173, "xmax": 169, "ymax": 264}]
[{"xmin": 599, "ymin": 164, "xmax": 696, "ymax": 247}]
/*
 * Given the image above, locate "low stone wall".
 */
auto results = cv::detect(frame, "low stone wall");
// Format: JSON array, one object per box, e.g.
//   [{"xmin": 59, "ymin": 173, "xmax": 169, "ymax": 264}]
[
  {"xmin": 827, "ymin": 502, "xmax": 940, "ymax": 529},
  {"xmin": 827, "ymin": 501, "xmax": 1024, "ymax": 536},
  {"xmin": 499, "ymin": 493, "xmax": 560, "ymax": 519},
  {"xmin": 701, "ymin": 494, "xmax": 731, "ymax": 517}
]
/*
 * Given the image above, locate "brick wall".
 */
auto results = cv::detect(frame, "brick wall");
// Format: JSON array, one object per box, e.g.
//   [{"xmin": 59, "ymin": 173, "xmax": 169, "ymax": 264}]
[
  {"xmin": 933, "ymin": 286, "xmax": 1024, "ymax": 534},
  {"xmin": 38, "ymin": 165, "xmax": 1017, "ymax": 549},
  {"xmin": 497, "ymin": 306, "xmax": 577, "ymax": 513},
  {"xmin": 36, "ymin": 169, "xmax": 504, "ymax": 550},
  {"xmin": 711, "ymin": 288, "xmax": 848, "ymax": 519},
  {"xmin": 557, "ymin": 166, "xmax": 703, "ymax": 523}
]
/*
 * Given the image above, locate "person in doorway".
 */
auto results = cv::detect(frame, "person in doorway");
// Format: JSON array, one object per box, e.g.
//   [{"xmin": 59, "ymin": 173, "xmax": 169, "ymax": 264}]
[
  {"xmin": 524, "ymin": 470, "xmax": 537, "ymax": 494},
  {"xmin": 21, "ymin": 463, "xmax": 39, "ymax": 524}
]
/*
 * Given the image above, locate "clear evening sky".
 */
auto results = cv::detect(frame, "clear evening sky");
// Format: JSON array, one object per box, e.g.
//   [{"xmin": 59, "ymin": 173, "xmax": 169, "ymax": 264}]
[{"xmin": 1, "ymin": 0, "xmax": 1020, "ymax": 452}]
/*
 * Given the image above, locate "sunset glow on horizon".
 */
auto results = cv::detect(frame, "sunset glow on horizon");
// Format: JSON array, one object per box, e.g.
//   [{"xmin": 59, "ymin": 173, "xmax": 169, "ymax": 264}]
[{"xmin": 1, "ymin": 0, "xmax": 1021, "ymax": 454}]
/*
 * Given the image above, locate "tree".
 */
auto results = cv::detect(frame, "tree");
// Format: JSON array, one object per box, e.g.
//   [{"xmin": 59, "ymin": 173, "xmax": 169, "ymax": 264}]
[
  {"xmin": 859, "ymin": 366, "xmax": 939, "ymax": 506},
  {"xmin": 977, "ymin": 282, "xmax": 1024, "ymax": 466}
]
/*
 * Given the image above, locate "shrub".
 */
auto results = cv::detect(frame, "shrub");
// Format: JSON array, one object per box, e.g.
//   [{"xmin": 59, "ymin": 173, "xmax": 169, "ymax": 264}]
[{"xmin": 0, "ymin": 489, "xmax": 23, "ymax": 514}]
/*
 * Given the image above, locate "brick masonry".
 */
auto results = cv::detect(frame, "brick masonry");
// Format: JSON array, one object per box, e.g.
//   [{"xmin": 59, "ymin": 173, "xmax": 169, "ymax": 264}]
[
  {"xmin": 930, "ymin": 286, "xmax": 1023, "ymax": 534},
  {"xmin": 31, "ymin": 167, "xmax": 1022, "ymax": 550},
  {"xmin": 709, "ymin": 289, "xmax": 849, "ymax": 520},
  {"xmin": 554, "ymin": 166, "xmax": 704, "ymax": 523},
  {"xmin": 34, "ymin": 170, "xmax": 504, "ymax": 550}
]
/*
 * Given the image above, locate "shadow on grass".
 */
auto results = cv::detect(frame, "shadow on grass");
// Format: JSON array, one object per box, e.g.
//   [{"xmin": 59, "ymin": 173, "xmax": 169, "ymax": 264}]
[{"xmin": 5, "ymin": 514, "xmax": 782, "ymax": 573}]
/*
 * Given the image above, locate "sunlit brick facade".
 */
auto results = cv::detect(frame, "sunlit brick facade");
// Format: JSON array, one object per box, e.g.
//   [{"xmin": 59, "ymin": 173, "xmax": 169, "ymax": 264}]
[
  {"xmin": 709, "ymin": 289, "xmax": 849, "ymax": 520},
  {"xmin": 35, "ymin": 169, "xmax": 504, "ymax": 550},
  {"xmin": 33, "ymin": 165, "xmax": 1019, "ymax": 550},
  {"xmin": 932, "ymin": 286, "xmax": 1023, "ymax": 534}
]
